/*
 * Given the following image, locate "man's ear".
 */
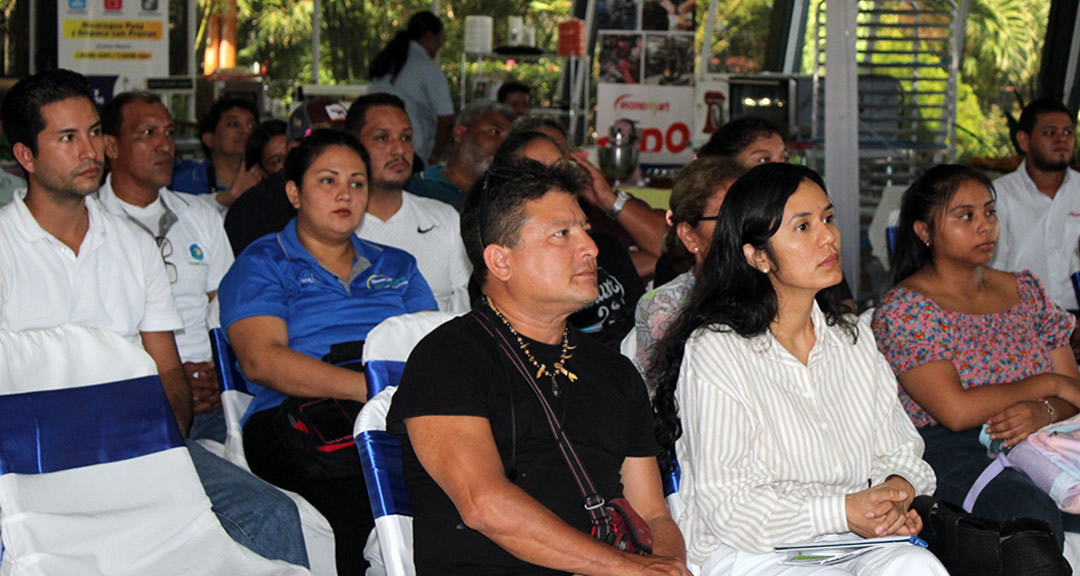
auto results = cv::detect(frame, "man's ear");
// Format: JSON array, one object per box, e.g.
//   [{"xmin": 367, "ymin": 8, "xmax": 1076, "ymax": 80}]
[
  {"xmin": 200, "ymin": 131, "xmax": 215, "ymax": 153},
  {"xmin": 452, "ymin": 123, "xmax": 468, "ymax": 146},
  {"xmin": 285, "ymin": 180, "xmax": 301, "ymax": 210},
  {"xmin": 483, "ymin": 243, "xmax": 512, "ymax": 282},
  {"xmin": 1016, "ymin": 130, "xmax": 1030, "ymax": 156},
  {"xmin": 12, "ymin": 142, "xmax": 34, "ymax": 175},
  {"xmin": 104, "ymin": 134, "xmax": 119, "ymax": 161}
]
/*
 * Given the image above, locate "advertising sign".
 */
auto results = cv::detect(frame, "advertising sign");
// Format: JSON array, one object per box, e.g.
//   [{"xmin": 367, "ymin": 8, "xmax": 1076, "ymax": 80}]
[
  {"xmin": 58, "ymin": 0, "xmax": 170, "ymax": 102},
  {"xmin": 596, "ymin": 83, "xmax": 694, "ymax": 164}
]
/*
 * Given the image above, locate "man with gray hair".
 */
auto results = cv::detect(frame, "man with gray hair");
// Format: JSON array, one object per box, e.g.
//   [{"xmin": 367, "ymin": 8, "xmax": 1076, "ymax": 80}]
[{"xmin": 407, "ymin": 99, "xmax": 514, "ymax": 211}]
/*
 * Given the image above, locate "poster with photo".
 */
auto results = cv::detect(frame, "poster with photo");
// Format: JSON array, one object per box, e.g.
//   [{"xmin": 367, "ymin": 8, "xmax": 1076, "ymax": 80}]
[
  {"xmin": 598, "ymin": 33, "xmax": 642, "ymax": 84},
  {"xmin": 596, "ymin": 0, "xmax": 639, "ymax": 30},
  {"xmin": 644, "ymin": 34, "xmax": 694, "ymax": 86},
  {"xmin": 641, "ymin": 0, "xmax": 695, "ymax": 31}
]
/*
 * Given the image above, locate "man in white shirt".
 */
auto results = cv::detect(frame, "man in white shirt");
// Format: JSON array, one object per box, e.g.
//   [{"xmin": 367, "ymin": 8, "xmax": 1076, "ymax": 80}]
[
  {"xmin": 348, "ymin": 92, "xmax": 472, "ymax": 313},
  {"xmin": 992, "ymin": 99, "xmax": 1080, "ymax": 310},
  {"xmin": 0, "ymin": 71, "xmax": 308, "ymax": 568},
  {"xmin": 98, "ymin": 91, "xmax": 235, "ymax": 441}
]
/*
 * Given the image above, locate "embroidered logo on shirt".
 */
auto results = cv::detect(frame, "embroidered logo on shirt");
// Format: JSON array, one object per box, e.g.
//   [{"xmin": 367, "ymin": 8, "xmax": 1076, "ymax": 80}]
[
  {"xmin": 189, "ymin": 243, "xmax": 204, "ymax": 261},
  {"xmin": 417, "ymin": 225, "xmax": 436, "ymax": 234},
  {"xmin": 299, "ymin": 270, "xmax": 320, "ymax": 286},
  {"xmin": 366, "ymin": 274, "xmax": 409, "ymax": 290}
]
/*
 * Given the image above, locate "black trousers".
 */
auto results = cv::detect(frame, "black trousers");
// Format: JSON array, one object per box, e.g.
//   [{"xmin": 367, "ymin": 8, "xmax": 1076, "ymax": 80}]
[{"xmin": 244, "ymin": 407, "xmax": 374, "ymax": 576}]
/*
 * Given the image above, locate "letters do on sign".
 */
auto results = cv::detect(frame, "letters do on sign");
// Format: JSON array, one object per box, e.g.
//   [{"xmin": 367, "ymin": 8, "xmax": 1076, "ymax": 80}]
[{"xmin": 595, "ymin": 84, "xmax": 695, "ymax": 164}]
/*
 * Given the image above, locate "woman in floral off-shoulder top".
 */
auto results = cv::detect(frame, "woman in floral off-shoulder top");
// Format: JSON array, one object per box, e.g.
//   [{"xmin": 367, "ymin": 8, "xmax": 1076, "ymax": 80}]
[{"xmin": 872, "ymin": 164, "xmax": 1080, "ymax": 550}]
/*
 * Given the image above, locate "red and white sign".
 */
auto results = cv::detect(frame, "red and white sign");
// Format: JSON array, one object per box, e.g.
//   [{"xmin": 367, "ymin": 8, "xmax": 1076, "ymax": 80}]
[{"xmin": 596, "ymin": 83, "xmax": 695, "ymax": 164}]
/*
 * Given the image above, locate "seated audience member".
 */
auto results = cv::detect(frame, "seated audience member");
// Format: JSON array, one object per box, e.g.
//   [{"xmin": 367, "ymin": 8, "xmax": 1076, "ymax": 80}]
[
  {"xmin": 631, "ymin": 157, "xmax": 743, "ymax": 395},
  {"xmin": 514, "ymin": 117, "xmax": 667, "ymax": 279},
  {"xmin": 407, "ymin": 100, "xmax": 514, "ymax": 211},
  {"xmin": 0, "ymin": 70, "xmax": 307, "ymax": 567},
  {"xmin": 245, "ymin": 119, "xmax": 288, "ymax": 175},
  {"xmin": 496, "ymin": 81, "xmax": 531, "ymax": 117},
  {"xmin": 0, "ymin": 119, "xmax": 25, "ymax": 206},
  {"xmin": 99, "ymin": 91, "xmax": 234, "ymax": 443},
  {"xmin": 693, "ymin": 116, "xmax": 856, "ymax": 309},
  {"xmin": 991, "ymin": 99, "xmax": 1080, "ymax": 310},
  {"xmin": 697, "ymin": 116, "xmax": 789, "ymax": 166},
  {"xmin": 220, "ymin": 130, "xmax": 437, "ymax": 575},
  {"xmin": 652, "ymin": 163, "xmax": 943, "ymax": 575},
  {"xmin": 172, "ymin": 97, "xmax": 263, "ymax": 210},
  {"xmin": 225, "ymin": 98, "xmax": 347, "ymax": 255},
  {"xmin": 387, "ymin": 158, "xmax": 690, "ymax": 576},
  {"xmin": 872, "ymin": 164, "xmax": 1080, "ymax": 551},
  {"xmin": 349, "ymin": 93, "xmax": 472, "ymax": 313},
  {"xmin": 491, "ymin": 129, "xmax": 644, "ymax": 347}
]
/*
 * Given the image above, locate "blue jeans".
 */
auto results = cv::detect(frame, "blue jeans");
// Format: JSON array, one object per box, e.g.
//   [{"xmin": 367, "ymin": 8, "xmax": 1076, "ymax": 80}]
[
  {"xmin": 186, "ymin": 440, "xmax": 309, "ymax": 567},
  {"xmin": 920, "ymin": 425, "xmax": 1080, "ymax": 548},
  {"xmin": 189, "ymin": 406, "xmax": 227, "ymax": 443}
]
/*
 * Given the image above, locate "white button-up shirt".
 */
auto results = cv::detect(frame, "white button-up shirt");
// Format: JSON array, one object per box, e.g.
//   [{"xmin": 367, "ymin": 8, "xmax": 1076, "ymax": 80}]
[
  {"xmin": 674, "ymin": 303, "xmax": 935, "ymax": 565},
  {"xmin": 992, "ymin": 160, "xmax": 1080, "ymax": 309},
  {"xmin": 98, "ymin": 176, "xmax": 234, "ymax": 362},
  {"xmin": 0, "ymin": 189, "xmax": 182, "ymax": 346}
]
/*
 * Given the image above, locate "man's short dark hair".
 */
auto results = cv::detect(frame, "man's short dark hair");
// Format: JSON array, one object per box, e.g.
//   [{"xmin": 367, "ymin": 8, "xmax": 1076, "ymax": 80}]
[
  {"xmin": 345, "ymin": 92, "xmax": 407, "ymax": 136},
  {"xmin": 1018, "ymin": 99, "xmax": 1075, "ymax": 135},
  {"xmin": 101, "ymin": 91, "xmax": 164, "ymax": 138},
  {"xmin": 698, "ymin": 116, "xmax": 783, "ymax": 159},
  {"xmin": 462, "ymin": 158, "xmax": 586, "ymax": 285},
  {"xmin": 2, "ymin": 69, "xmax": 95, "ymax": 158},
  {"xmin": 198, "ymin": 96, "xmax": 259, "ymax": 156},
  {"xmin": 496, "ymin": 81, "xmax": 530, "ymax": 104}
]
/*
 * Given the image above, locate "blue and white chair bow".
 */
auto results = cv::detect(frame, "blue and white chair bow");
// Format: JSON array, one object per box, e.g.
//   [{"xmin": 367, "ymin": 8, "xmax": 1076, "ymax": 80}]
[{"xmin": 0, "ymin": 324, "xmax": 308, "ymax": 576}]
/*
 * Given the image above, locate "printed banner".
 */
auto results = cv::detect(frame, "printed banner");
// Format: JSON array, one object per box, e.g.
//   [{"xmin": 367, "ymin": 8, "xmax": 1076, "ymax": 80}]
[
  {"xmin": 58, "ymin": 0, "xmax": 169, "ymax": 103},
  {"xmin": 596, "ymin": 83, "xmax": 694, "ymax": 164}
]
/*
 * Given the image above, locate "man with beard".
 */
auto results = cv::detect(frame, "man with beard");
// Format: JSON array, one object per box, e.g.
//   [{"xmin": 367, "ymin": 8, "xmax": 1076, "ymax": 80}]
[
  {"xmin": 349, "ymin": 93, "xmax": 471, "ymax": 312},
  {"xmin": 407, "ymin": 100, "xmax": 514, "ymax": 211},
  {"xmin": 992, "ymin": 99, "xmax": 1080, "ymax": 309}
]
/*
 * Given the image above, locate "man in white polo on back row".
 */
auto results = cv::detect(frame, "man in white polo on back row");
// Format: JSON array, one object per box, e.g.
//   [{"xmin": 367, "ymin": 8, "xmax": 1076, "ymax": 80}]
[{"xmin": 347, "ymin": 92, "xmax": 472, "ymax": 313}]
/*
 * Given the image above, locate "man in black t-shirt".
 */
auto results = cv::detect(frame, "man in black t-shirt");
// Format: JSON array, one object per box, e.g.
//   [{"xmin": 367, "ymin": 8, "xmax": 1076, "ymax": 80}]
[{"xmin": 386, "ymin": 160, "xmax": 690, "ymax": 576}]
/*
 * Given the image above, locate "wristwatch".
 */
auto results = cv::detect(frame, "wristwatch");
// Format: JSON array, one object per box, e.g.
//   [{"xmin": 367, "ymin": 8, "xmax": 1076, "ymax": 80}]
[{"xmin": 608, "ymin": 189, "xmax": 633, "ymax": 220}]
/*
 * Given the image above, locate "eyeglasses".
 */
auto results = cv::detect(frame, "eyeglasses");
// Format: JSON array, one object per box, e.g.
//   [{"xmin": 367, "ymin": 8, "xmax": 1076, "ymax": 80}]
[{"xmin": 156, "ymin": 236, "xmax": 178, "ymax": 284}]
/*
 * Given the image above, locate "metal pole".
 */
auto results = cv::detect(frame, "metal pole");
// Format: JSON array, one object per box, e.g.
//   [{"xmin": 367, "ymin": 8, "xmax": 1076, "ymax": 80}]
[
  {"xmin": 312, "ymin": 0, "xmax": 321, "ymax": 84},
  {"xmin": 824, "ymin": 0, "xmax": 860, "ymax": 298},
  {"xmin": 28, "ymin": 0, "xmax": 36, "ymax": 73},
  {"xmin": 188, "ymin": 0, "xmax": 197, "ymax": 122}
]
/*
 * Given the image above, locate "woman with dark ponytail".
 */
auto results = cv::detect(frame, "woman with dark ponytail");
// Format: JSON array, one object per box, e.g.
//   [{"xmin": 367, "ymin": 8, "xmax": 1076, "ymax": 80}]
[
  {"xmin": 652, "ymin": 163, "xmax": 943, "ymax": 575},
  {"xmin": 872, "ymin": 164, "xmax": 1080, "ymax": 553},
  {"xmin": 369, "ymin": 11, "xmax": 454, "ymax": 167}
]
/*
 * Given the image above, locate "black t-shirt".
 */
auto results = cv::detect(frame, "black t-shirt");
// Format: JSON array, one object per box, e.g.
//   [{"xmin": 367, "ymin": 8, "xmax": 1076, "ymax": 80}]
[
  {"xmin": 224, "ymin": 172, "xmax": 297, "ymax": 256},
  {"xmin": 386, "ymin": 308, "xmax": 659, "ymax": 575},
  {"xmin": 568, "ymin": 231, "xmax": 644, "ymax": 348}
]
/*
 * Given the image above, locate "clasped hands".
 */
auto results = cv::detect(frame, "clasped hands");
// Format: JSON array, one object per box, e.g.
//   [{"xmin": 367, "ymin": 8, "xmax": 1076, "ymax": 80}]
[{"xmin": 845, "ymin": 476, "xmax": 922, "ymax": 539}]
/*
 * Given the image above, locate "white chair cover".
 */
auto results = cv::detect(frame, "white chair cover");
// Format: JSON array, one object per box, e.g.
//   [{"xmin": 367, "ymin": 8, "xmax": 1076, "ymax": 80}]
[
  {"xmin": 208, "ymin": 328, "xmax": 338, "ymax": 576},
  {"xmin": 0, "ymin": 325, "xmax": 308, "ymax": 576}
]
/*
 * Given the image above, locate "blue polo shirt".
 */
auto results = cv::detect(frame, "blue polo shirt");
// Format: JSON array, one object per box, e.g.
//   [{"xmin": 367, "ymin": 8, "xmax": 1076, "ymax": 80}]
[
  {"xmin": 171, "ymin": 158, "xmax": 216, "ymax": 196},
  {"xmin": 406, "ymin": 166, "xmax": 465, "ymax": 212},
  {"xmin": 219, "ymin": 219, "xmax": 437, "ymax": 422}
]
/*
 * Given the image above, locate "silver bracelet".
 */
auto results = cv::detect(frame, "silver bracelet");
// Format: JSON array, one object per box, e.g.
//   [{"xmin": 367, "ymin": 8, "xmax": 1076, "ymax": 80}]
[{"xmin": 608, "ymin": 189, "xmax": 633, "ymax": 220}]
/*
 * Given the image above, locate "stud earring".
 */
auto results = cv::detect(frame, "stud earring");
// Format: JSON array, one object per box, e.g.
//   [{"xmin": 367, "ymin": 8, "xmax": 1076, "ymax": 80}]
[{"xmin": 761, "ymin": 267, "xmax": 769, "ymax": 274}]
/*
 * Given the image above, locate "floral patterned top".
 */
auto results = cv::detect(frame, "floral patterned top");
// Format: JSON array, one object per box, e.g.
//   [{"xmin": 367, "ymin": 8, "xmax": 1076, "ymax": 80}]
[
  {"xmin": 632, "ymin": 271, "xmax": 696, "ymax": 397},
  {"xmin": 871, "ymin": 270, "xmax": 1074, "ymax": 428}
]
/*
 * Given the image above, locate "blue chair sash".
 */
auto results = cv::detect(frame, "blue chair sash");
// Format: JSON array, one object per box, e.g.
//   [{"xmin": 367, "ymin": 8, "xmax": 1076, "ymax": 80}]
[
  {"xmin": 209, "ymin": 327, "xmax": 249, "ymax": 394},
  {"xmin": 365, "ymin": 360, "xmax": 405, "ymax": 399},
  {"xmin": 356, "ymin": 430, "xmax": 412, "ymax": 518},
  {"xmin": 663, "ymin": 459, "xmax": 682, "ymax": 497},
  {"xmin": 0, "ymin": 375, "xmax": 184, "ymax": 475}
]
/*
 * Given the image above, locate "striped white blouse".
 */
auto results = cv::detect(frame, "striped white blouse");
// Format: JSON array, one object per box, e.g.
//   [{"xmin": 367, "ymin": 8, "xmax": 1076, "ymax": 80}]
[{"xmin": 674, "ymin": 302, "xmax": 936, "ymax": 564}]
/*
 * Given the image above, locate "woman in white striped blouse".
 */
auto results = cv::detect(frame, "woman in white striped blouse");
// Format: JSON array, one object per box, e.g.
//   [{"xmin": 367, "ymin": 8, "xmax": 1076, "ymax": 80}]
[{"xmin": 650, "ymin": 164, "xmax": 945, "ymax": 575}]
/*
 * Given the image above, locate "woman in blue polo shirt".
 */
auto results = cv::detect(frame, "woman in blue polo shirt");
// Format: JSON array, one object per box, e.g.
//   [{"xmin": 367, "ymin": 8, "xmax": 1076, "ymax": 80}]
[{"xmin": 219, "ymin": 129, "xmax": 436, "ymax": 575}]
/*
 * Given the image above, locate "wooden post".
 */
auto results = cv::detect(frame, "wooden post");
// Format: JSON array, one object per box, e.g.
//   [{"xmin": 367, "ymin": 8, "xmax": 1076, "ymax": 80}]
[
  {"xmin": 204, "ymin": 8, "xmax": 220, "ymax": 75},
  {"xmin": 220, "ymin": 0, "xmax": 237, "ymax": 69}
]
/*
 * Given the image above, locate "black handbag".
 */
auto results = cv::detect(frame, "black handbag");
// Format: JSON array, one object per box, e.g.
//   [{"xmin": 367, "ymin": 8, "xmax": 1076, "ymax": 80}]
[{"xmin": 912, "ymin": 495, "xmax": 1071, "ymax": 576}]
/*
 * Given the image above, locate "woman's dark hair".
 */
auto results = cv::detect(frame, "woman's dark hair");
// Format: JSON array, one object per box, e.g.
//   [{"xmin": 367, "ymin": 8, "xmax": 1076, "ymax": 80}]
[
  {"xmin": 245, "ymin": 119, "xmax": 288, "ymax": 171},
  {"xmin": 284, "ymin": 129, "xmax": 370, "ymax": 192},
  {"xmin": 491, "ymin": 129, "xmax": 562, "ymax": 167},
  {"xmin": 663, "ymin": 156, "xmax": 745, "ymax": 273},
  {"xmin": 650, "ymin": 163, "xmax": 857, "ymax": 473},
  {"xmin": 698, "ymin": 116, "xmax": 783, "ymax": 159},
  {"xmin": 891, "ymin": 164, "xmax": 996, "ymax": 285},
  {"xmin": 370, "ymin": 12, "xmax": 444, "ymax": 82}
]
